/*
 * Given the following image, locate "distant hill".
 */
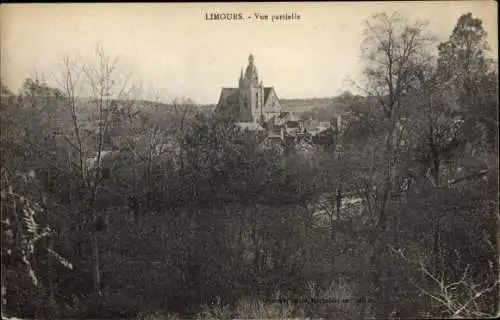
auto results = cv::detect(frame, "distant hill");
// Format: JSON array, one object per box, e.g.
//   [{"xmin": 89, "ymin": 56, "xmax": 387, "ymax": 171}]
[
  {"xmin": 281, "ymin": 98, "xmax": 344, "ymax": 114},
  {"xmin": 200, "ymin": 96, "xmax": 360, "ymax": 115},
  {"xmin": 71, "ymin": 94, "xmax": 367, "ymax": 120},
  {"xmin": 197, "ymin": 104, "xmax": 217, "ymax": 114},
  {"xmin": 283, "ymin": 93, "xmax": 368, "ymax": 114}
]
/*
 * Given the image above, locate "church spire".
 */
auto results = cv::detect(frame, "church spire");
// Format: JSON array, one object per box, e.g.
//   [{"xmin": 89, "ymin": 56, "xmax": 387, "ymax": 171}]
[
  {"xmin": 244, "ymin": 53, "xmax": 259, "ymax": 86},
  {"xmin": 239, "ymin": 67, "xmax": 244, "ymax": 87}
]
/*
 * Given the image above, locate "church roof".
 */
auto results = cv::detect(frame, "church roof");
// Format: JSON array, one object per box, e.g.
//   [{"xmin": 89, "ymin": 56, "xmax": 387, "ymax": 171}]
[
  {"xmin": 263, "ymin": 87, "xmax": 273, "ymax": 102},
  {"xmin": 215, "ymin": 88, "xmax": 240, "ymax": 120},
  {"xmin": 219, "ymin": 88, "xmax": 239, "ymax": 105}
]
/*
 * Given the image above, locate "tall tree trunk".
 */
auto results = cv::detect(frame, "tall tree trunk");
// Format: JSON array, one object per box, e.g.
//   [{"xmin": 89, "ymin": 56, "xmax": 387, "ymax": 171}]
[
  {"xmin": 91, "ymin": 206, "xmax": 102, "ymax": 296},
  {"xmin": 371, "ymin": 123, "xmax": 398, "ymax": 318},
  {"xmin": 237, "ymin": 207, "xmax": 245, "ymax": 263},
  {"xmin": 252, "ymin": 206, "xmax": 260, "ymax": 276},
  {"xmin": 430, "ymin": 143, "xmax": 441, "ymax": 274}
]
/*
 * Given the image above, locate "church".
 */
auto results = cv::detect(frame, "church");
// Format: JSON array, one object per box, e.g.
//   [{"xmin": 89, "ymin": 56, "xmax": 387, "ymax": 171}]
[{"xmin": 213, "ymin": 54, "xmax": 285, "ymax": 129}]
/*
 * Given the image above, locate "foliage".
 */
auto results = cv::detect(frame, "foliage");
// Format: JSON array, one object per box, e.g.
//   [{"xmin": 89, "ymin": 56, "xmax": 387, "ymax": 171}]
[
  {"xmin": 1, "ymin": 175, "xmax": 72, "ymax": 318},
  {"xmin": 0, "ymin": 12, "xmax": 498, "ymax": 320}
]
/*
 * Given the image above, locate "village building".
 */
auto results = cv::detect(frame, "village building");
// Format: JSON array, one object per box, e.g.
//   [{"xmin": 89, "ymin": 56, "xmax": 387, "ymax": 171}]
[
  {"xmin": 214, "ymin": 54, "xmax": 284, "ymax": 128},
  {"xmin": 213, "ymin": 54, "xmax": 345, "ymax": 151},
  {"xmin": 270, "ymin": 112, "xmax": 306, "ymax": 142}
]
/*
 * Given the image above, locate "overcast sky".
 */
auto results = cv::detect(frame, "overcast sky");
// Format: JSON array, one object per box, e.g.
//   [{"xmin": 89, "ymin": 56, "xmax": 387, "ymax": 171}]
[{"xmin": 1, "ymin": 2, "xmax": 497, "ymax": 104}]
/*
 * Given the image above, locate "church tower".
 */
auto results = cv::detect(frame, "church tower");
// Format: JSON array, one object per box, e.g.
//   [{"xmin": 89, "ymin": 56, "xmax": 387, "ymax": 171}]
[
  {"xmin": 239, "ymin": 54, "xmax": 264, "ymax": 123},
  {"xmin": 215, "ymin": 53, "xmax": 283, "ymax": 125}
]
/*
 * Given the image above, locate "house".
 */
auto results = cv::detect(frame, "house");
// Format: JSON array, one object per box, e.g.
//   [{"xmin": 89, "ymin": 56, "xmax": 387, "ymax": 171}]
[
  {"xmin": 234, "ymin": 121, "xmax": 267, "ymax": 144},
  {"xmin": 312, "ymin": 127, "xmax": 336, "ymax": 145},
  {"xmin": 318, "ymin": 121, "xmax": 331, "ymax": 128},
  {"xmin": 299, "ymin": 112, "xmax": 348, "ymax": 147},
  {"xmin": 235, "ymin": 122, "xmax": 266, "ymax": 132},
  {"xmin": 259, "ymin": 132, "xmax": 285, "ymax": 153},
  {"xmin": 273, "ymin": 112, "xmax": 304, "ymax": 133}
]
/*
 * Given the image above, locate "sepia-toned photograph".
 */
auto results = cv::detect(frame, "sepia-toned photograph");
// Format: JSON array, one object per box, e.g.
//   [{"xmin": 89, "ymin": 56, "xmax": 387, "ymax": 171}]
[{"xmin": 1, "ymin": 2, "xmax": 498, "ymax": 319}]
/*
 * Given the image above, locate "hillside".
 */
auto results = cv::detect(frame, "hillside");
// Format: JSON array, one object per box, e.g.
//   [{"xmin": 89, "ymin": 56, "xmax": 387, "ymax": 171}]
[
  {"xmin": 280, "ymin": 97, "xmax": 341, "ymax": 114},
  {"xmin": 199, "ymin": 95, "xmax": 363, "ymax": 116}
]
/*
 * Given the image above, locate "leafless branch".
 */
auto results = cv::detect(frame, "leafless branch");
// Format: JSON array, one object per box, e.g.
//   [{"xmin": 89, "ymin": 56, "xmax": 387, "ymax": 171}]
[{"xmin": 389, "ymin": 244, "xmax": 499, "ymax": 318}]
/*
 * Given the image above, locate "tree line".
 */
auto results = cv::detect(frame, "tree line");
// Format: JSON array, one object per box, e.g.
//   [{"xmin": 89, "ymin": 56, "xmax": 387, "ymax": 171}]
[{"xmin": 1, "ymin": 12, "xmax": 498, "ymax": 319}]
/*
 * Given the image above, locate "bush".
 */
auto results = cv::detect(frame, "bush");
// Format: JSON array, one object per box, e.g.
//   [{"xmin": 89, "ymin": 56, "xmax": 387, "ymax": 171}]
[
  {"xmin": 136, "ymin": 310, "xmax": 181, "ymax": 320},
  {"xmin": 194, "ymin": 297, "xmax": 232, "ymax": 320},
  {"xmin": 235, "ymin": 297, "xmax": 297, "ymax": 319}
]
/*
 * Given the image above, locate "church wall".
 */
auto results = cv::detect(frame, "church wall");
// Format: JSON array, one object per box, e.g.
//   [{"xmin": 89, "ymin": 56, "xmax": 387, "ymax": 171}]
[
  {"xmin": 250, "ymin": 86, "xmax": 264, "ymax": 123},
  {"xmin": 238, "ymin": 89, "xmax": 253, "ymax": 122}
]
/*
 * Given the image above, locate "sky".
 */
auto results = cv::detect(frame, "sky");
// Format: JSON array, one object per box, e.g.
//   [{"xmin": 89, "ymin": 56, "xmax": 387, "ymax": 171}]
[{"xmin": 1, "ymin": 1, "xmax": 497, "ymax": 104}]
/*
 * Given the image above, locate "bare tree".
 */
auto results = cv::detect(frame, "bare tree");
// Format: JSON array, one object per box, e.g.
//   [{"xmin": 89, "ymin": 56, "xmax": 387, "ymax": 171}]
[
  {"xmin": 389, "ymin": 245, "xmax": 500, "ymax": 318},
  {"xmin": 354, "ymin": 12, "xmax": 438, "ymax": 317},
  {"xmin": 57, "ymin": 43, "xmax": 132, "ymax": 296}
]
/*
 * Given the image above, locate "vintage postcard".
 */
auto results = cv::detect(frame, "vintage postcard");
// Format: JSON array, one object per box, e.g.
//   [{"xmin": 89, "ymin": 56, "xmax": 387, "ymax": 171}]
[{"xmin": 1, "ymin": 2, "xmax": 498, "ymax": 319}]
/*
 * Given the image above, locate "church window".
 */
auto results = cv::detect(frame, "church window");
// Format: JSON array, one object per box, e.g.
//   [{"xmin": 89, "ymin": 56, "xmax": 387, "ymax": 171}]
[{"xmin": 255, "ymin": 92, "xmax": 259, "ymax": 109}]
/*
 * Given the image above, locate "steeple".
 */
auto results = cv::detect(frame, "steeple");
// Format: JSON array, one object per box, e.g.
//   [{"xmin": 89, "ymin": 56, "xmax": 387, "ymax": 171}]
[
  {"xmin": 239, "ymin": 67, "xmax": 244, "ymax": 87},
  {"xmin": 244, "ymin": 53, "xmax": 259, "ymax": 86}
]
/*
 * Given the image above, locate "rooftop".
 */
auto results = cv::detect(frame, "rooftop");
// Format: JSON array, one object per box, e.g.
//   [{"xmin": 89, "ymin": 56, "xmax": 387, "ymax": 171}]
[{"xmin": 235, "ymin": 122, "xmax": 265, "ymax": 132}]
